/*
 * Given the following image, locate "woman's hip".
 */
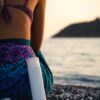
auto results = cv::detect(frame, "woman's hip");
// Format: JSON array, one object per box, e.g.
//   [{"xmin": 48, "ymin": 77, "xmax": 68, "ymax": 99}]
[
  {"xmin": 0, "ymin": 39, "xmax": 34, "ymax": 98},
  {"xmin": 0, "ymin": 39, "xmax": 54, "ymax": 98},
  {"xmin": 0, "ymin": 41, "xmax": 35, "ymax": 64}
]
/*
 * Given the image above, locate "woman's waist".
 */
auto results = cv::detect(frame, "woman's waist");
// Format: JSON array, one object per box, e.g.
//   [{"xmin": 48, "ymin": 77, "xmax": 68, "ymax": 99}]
[{"xmin": 0, "ymin": 38, "xmax": 31, "ymax": 46}]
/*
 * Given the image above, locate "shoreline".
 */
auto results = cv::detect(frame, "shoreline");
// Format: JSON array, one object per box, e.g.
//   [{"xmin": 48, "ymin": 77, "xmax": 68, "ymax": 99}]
[{"xmin": 47, "ymin": 84, "xmax": 100, "ymax": 100}]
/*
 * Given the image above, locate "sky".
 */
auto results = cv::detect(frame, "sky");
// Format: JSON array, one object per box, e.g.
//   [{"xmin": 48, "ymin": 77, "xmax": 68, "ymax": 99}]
[{"xmin": 44, "ymin": 0, "xmax": 100, "ymax": 38}]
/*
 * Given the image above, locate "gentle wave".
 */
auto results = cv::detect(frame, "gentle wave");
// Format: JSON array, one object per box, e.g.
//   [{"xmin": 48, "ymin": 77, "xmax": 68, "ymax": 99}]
[{"xmin": 42, "ymin": 38, "xmax": 100, "ymax": 87}]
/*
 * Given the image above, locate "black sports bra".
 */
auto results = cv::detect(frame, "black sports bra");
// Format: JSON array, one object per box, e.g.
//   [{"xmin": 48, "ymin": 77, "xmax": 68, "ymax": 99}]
[{"xmin": 0, "ymin": 0, "xmax": 33, "ymax": 24}]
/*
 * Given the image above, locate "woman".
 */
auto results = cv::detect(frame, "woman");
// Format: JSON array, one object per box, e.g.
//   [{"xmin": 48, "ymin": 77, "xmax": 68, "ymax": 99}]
[{"xmin": 0, "ymin": 0, "xmax": 53, "ymax": 99}]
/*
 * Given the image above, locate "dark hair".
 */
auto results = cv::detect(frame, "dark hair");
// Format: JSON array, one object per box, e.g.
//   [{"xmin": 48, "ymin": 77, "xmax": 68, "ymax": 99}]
[{"xmin": 0, "ymin": 0, "xmax": 4, "ymax": 13}]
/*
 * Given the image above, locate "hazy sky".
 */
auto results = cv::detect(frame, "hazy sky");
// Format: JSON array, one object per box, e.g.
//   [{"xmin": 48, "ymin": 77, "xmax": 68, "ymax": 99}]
[{"xmin": 44, "ymin": 0, "xmax": 100, "ymax": 38}]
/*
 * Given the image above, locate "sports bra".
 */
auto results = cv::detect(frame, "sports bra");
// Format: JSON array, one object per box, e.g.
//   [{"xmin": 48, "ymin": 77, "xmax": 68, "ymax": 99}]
[{"xmin": 0, "ymin": 0, "xmax": 33, "ymax": 24}]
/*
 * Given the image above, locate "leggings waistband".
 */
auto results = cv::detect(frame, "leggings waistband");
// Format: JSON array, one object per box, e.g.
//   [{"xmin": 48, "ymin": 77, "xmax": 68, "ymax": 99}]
[{"xmin": 0, "ymin": 38, "xmax": 30, "ymax": 46}]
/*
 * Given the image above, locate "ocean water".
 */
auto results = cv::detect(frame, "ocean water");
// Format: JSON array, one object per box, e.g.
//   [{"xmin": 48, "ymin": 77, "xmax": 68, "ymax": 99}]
[{"xmin": 41, "ymin": 38, "xmax": 100, "ymax": 87}]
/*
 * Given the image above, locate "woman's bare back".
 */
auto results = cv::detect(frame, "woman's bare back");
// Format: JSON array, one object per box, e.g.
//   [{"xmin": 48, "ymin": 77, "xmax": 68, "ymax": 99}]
[{"xmin": 0, "ymin": 0, "xmax": 38, "ymax": 40}]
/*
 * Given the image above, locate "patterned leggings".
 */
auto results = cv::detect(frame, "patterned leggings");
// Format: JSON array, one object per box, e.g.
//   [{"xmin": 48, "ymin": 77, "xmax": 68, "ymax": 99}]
[{"xmin": 0, "ymin": 39, "xmax": 54, "ymax": 100}]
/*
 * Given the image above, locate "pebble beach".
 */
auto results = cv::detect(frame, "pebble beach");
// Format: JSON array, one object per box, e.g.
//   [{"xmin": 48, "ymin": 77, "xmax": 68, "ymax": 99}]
[{"xmin": 47, "ymin": 84, "xmax": 100, "ymax": 100}]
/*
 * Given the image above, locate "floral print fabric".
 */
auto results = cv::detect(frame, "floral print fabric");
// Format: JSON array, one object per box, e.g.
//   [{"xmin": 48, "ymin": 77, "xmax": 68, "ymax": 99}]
[{"xmin": 0, "ymin": 43, "xmax": 35, "ymax": 99}]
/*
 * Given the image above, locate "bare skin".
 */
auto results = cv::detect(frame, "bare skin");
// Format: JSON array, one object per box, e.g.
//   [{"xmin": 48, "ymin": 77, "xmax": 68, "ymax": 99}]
[
  {"xmin": 0, "ymin": 0, "xmax": 46, "ymax": 51},
  {"xmin": 31, "ymin": 0, "xmax": 46, "ymax": 51}
]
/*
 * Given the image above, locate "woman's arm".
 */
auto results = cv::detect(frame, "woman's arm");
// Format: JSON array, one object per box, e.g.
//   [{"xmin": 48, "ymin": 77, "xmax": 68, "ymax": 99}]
[{"xmin": 31, "ymin": 0, "xmax": 46, "ymax": 51}]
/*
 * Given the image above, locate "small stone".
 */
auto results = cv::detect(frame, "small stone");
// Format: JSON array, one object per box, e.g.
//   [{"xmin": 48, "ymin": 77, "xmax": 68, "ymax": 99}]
[{"xmin": 47, "ymin": 84, "xmax": 100, "ymax": 100}]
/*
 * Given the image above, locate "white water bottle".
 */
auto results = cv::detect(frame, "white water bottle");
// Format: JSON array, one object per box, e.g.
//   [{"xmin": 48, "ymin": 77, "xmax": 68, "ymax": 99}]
[{"xmin": 26, "ymin": 57, "xmax": 46, "ymax": 100}]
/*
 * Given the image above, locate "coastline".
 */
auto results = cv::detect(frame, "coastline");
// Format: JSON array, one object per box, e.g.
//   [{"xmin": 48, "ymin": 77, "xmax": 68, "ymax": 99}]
[{"xmin": 47, "ymin": 84, "xmax": 100, "ymax": 100}]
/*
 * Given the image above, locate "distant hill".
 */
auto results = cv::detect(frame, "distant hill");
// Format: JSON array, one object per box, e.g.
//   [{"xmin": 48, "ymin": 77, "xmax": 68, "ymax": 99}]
[{"xmin": 52, "ymin": 18, "xmax": 100, "ymax": 38}]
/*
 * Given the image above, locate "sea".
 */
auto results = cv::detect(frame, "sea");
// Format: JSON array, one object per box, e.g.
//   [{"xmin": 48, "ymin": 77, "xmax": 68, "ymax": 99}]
[{"xmin": 41, "ymin": 38, "xmax": 100, "ymax": 87}]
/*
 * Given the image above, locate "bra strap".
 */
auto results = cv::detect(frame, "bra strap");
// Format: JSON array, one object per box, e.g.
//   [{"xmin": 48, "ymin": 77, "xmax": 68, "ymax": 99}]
[
  {"xmin": 5, "ymin": 4, "xmax": 33, "ymax": 22},
  {"xmin": 0, "ymin": 0, "xmax": 33, "ymax": 24}
]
